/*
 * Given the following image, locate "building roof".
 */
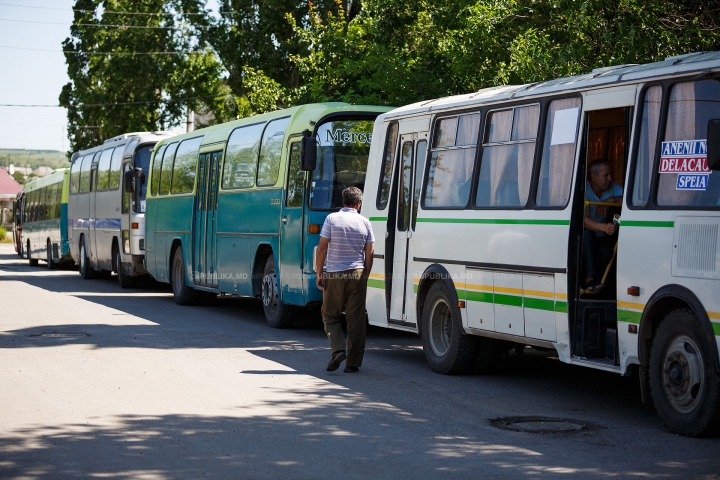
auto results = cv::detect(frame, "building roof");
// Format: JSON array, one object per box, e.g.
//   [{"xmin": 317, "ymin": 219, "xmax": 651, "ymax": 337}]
[{"xmin": 0, "ymin": 167, "xmax": 23, "ymax": 198}]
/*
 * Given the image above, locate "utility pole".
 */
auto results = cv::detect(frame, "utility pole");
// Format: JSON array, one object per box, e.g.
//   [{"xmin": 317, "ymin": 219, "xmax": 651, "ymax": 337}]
[{"xmin": 186, "ymin": 107, "xmax": 194, "ymax": 133}]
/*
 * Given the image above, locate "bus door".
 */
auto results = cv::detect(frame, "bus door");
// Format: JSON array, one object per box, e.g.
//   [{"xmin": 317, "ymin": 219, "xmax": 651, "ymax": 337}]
[
  {"xmin": 279, "ymin": 140, "xmax": 305, "ymax": 305},
  {"xmin": 193, "ymin": 151, "xmax": 221, "ymax": 288},
  {"xmin": 89, "ymin": 159, "xmax": 99, "ymax": 266},
  {"xmin": 388, "ymin": 134, "xmax": 428, "ymax": 324}
]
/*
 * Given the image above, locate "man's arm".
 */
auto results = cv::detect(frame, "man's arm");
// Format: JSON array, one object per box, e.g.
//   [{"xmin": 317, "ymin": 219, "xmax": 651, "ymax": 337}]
[
  {"xmin": 364, "ymin": 242, "xmax": 374, "ymax": 278},
  {"xmin": 315, "ymin": 236, "xmax": 329, "ymax": 291},
  {"xmin": 584, "ymin": 209, "xmax": 616, "ymax": 235}
]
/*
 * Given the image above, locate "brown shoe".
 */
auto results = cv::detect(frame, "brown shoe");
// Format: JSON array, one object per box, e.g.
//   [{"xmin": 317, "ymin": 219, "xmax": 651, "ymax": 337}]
[{"xmin": 326, "ymin": 350, "xmax": 346, "ymax": 371}]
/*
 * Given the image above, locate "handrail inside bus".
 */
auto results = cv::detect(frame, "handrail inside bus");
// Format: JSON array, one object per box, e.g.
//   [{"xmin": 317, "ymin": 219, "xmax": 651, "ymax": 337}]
[{"xmin": 584, "ymin": 200, "xmax": 621, "ymax": 208}]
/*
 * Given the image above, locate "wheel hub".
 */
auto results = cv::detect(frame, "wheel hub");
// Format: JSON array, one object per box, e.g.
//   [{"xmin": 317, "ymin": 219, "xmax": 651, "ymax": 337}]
[
  {"xmin": 262, "ymin": 271, "xmax": 278, "ymax": 311},
  {"xmin": 662, "ymin": 335, "xmax": 704, "ymax": 413},
  {"xmin": 429, "ymin": 299, "xmax": 452, "ymax": 357}
]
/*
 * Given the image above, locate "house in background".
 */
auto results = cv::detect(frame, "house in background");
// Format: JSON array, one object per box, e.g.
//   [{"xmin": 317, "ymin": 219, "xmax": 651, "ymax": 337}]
[{"xmin": 0, "ymin": 166, "xmax": 23, "ymax": 228}]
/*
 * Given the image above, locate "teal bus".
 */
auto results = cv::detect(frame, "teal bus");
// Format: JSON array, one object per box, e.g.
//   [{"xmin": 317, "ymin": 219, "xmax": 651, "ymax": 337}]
[
  {"xmin": 145, "ymin": 103, "xmax": 391, "ymax": 327},
  {"xmin": 19, "ymin": 169, "xmax": 72, "ymax": 268}
]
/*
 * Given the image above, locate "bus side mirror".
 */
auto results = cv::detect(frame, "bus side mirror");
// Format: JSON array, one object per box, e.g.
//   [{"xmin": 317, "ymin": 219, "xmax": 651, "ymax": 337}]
[
  {"xmin": 124, "ymin": 171, "xmax": 136, "ymax": 193},
  {"xmin": 708, "ymin": 119, "xmax": 720, "ymax": 170},
  {"xmin": 301, "ymin": 136, "xmax": 317, "ymax": 171}
]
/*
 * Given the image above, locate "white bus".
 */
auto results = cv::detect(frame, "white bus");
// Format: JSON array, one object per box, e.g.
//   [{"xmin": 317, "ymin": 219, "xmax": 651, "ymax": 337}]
[
  {"xmin": 360, "ymin": 52, "xmax": 720, "ymax": 436},
  {"xmin": 68, "ymin": 132, "xmax": 179, "ymax": 287}
]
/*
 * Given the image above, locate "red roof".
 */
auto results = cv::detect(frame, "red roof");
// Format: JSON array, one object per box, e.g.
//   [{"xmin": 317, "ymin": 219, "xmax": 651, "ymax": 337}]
[{"xmin": 0, "ymin": 167, "xmax": 23, "ymax": 197}]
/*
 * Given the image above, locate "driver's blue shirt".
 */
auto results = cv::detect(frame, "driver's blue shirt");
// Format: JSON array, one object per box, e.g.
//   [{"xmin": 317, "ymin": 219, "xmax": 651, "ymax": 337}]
[{"xmin": 586, "ymin": 181, "xmax": 623, "ymax": 236}]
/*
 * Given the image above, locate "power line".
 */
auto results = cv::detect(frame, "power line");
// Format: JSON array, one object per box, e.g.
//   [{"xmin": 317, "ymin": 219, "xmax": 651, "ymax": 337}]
[
  {"xmin": 0, "ymin": 45, "xmax": 207, "ymax": 55},
  {"xmin": 0, "ymin": 18, "xmax": 209, "ymax": 29},
  {"xmin": 0, "ymin": 93, "xmax": 233, "ymax": 108},
  {"xmin": 0, "ymin": 2, "xmax": 224, "ymax": 15}
]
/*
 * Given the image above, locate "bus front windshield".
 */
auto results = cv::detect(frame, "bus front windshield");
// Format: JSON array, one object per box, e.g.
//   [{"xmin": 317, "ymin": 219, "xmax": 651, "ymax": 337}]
[
  {"xmin": 134, "ymin": 145, "xmax": 152, "ymax": 213},
  {"xmin": 309, "ymin": 119, "xmax": 375, "ymax": 210}
]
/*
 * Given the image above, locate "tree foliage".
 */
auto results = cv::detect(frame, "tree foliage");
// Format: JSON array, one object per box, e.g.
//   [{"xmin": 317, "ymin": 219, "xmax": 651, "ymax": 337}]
[{"xmin": 59, "ymin": 0, "xmax": 231, "ymax": 154}]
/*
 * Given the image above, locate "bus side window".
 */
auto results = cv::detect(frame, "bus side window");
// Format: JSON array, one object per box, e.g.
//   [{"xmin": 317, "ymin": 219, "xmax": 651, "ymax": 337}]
[
  {"xmin": 122, "ymin": 162, "xmax": 130, "ymax": 213},
  {"xmin": 535, "ymin": 97, "xmax": 582, "ymax": 208},
  {"xmin": 257, "ymin": 117, "xmax": 290, "ymax": 187},
  {"xmin": 79, "ymin": 154, "xmax": 93, "ymax": 193},
  {"xmin": 109, "ymin": 148, "xmax": 123, "ymax": 190},
  {"xmin": 151, "ymin": 144, "xmax": 167, "ymax": 196},
  {"xmin": 376, "ymin": 122, "xmax": 399, "ymax": 209},
  {"xmin": 159, "ymin": 143, "xmax": 178, "ymax": 195},
  {"xmin": 223, "ymin": 123, "xmax": 265, "ymax": 189},
  {"xmin": 631, "ymin": 86, "xmax": 662, "ymax": 207},
  {"xmin": 70, "ymin": 156, "xmax": 82, "ymax": 194},
  {"xmin": 97, "ymin": 148, "xmax": 113, "ymax": 191},
  {"xmin": 171, "ymin": 137, "xmax": 203, "ymax": 194},
  {"xmin": 411, "ymin": 140, "xmax": 427, "ymax": 230},
  {"xmin": 286, "ymin": 143, "xmax": 304, "ymax": 207}
]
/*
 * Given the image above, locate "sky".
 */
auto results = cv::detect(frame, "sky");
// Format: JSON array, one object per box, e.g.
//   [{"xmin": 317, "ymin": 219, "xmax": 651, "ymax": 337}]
[{"xmin": 0, "ymin": 0, "xmax": 219, "ymax": 153}]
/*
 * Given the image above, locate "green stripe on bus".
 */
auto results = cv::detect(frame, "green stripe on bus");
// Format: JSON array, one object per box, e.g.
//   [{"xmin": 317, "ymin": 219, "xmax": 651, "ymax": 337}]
[
  {"xmin": 416, "ymin": 218, "xmax": 570, "ymax": 226},
  {"xmin": 555, "ymin": 301, "xmax": 568, "ymax": 313},
  {"xmin": 494, "ymin": 293, "xmax": 523, "ymax": 307},
  {"xmin": 712, "ymin": 322, "xmax": 720, "ymax": 336},
  {"xmin": 367, "ymin": 279, "xmax": 385, "ymax": 289},
  {"xmin": 413, "ymin": 283, "xmax": 418, "ymax": 294},
  {"xmin": 524, "ymin": 297, "xmax": 555, "ymax": 312},
  {"xmin": 369, "ymin": 216, "xmax": 388, "ymax": 222},
  {"xmin": 621, "ymin": 220, "xmax": 674, "ymax": 228},
  {"xmin": 618, "ymin": 309, "xmax": 642, "ymax": 324},
  {"xmin": 465, "ymin": 290, "xmax": 494, "ymax": 304}
]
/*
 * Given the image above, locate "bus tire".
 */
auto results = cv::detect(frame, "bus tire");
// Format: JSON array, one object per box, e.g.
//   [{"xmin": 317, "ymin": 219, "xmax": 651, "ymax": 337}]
[
  {"xmin": 46, "ymin": 241, "xmax": 57, "ymax": 270},
  {"xmin": 27, "ymin": 240, "xmax": 38, "ymax": 266},
  {"xmin": 421, "ymin": 281, "xmax": 477, "ymax": 374},
  {"xmin": 649, "ymin": 308, "xmax": 720, "ymax": 437},
  {"xmin": 171, "ymin": 246, "xmax": 197, "ymax": 306},
  {"xmin": 261, "ymin": 255, "xmax": 296, "ymax": 328},
  {"xmin": 116, "ymin": 251, "xmax": 135, "ymax": 289},
  {"xmin": 79, "ymin": 237, "xmax": 96, "ymax": 279}
]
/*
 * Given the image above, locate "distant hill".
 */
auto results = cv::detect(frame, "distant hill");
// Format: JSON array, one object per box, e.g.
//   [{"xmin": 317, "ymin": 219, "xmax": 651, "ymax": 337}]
[{"xmin": 0, "ymin": 149, "xmax": 69, "ymax": 171}]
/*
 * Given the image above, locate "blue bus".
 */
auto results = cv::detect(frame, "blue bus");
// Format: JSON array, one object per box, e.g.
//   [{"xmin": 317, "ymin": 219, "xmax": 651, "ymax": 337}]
[{"xmin": 145, "ymin": 103, "xmax": 390, "ymax": 327}]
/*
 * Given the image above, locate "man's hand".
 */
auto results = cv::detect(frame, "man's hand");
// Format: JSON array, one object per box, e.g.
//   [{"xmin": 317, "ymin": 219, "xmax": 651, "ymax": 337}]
[
  {"xmin": 315, "ymin": 236, "xmax": 329, "ymax": 291},
  {"xmin": 316, "ymin": 273, "xmax": 325, "ymax": 291},
  {"xmin": 604, "ymin": 223, "xmax": 616, "ymax": 236}
]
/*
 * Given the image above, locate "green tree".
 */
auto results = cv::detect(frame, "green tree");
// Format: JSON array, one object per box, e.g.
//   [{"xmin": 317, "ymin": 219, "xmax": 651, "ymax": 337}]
[{"xmin": 59, "ymin": 0, "xmax": 232, "ymax": 154}]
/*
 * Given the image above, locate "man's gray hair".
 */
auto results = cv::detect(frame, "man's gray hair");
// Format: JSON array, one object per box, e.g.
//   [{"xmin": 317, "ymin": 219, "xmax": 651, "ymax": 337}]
[
  {"xmin": 589, "ymin": 158, "xmax": 610, "ymax": 175},
  {"xmin": 342, "ymin": 187, "xmax": 363, "ymax": 207}
]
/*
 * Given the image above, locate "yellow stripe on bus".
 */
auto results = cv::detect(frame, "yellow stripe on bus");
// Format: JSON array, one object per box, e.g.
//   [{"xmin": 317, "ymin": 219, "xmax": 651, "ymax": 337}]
[
  {"xmin": 369, "ymin": 273, "xmax": 385, "ymax": 279},
  {"xmin": 617, "ymin": 300, "xmax": 646, "ymax": 311},
  {"xmin": 708, "ymin": 311, "xmax": 720, "ymax": 320}
]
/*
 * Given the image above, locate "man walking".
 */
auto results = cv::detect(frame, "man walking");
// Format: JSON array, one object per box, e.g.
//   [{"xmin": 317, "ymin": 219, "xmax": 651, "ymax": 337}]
[{"xmin": 315, "ymin": 187, "xmax": 374, "ymax": 373}]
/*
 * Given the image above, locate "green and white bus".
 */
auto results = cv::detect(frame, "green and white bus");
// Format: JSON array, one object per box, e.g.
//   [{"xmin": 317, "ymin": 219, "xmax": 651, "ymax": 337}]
[
  {"xmin": 145, "ymin": 103, "xmax": 390, "ymax": 327},
  {"xmin": 361, "ymin": 52, "xmax": 720, "ymax": 436},
  {"xmin": 19, "ymin": 168, "xmax": 72, "ymax": 268}
]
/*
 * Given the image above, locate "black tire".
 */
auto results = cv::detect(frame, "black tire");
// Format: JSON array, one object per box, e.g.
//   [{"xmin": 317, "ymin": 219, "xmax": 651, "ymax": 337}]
[
  {"xmin": 421, "ymin": 281, "xmax": 477, "ymax": 374},
  {"xmin": 171, "ymin": 246, "xmax": 197, "ymax": 306},
  {"xmin": 471, "ymin": 337, "xmax": 505, "ymax": 375},
  {"xmin": 116, "ymin": 250, "xmax": 135, "ymax": 289},
  {"xmin": 27, "ymin": 240, "xmax": 38, "ymax": 266},
  {"xmin": 261, "ymin": 255, "xmax": 296, "ymax": 328},
  {"xmin": 649, "ymin": 308, "xmax": 720, "ymax": 437},
  {"xmin": 46, "ymin": 241, "xmax": 57, "ymax": 270},
  {"xmin": 78, "ymin": 237, "xmax": 96, "ymax": 279}
]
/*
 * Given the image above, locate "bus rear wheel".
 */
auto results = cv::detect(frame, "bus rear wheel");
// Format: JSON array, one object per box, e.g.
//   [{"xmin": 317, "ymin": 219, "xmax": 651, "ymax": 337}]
[
  {"xmin": 171, "ymin": 246, "xmax": 197, "ymax": 306},
  {"xmin": 27, "ymin": 240, "xmax": 38, "ymax": 266},
  {"xmin": 649, "ymin": 308, "xmax": 720, "ymax": 437},
  {"xmin": 46, "ymin": 241, "xmax": 57, "ymax": 270},
  {"xmin": 79, "ymin": 237, "xmax": 96, "ymax": 279},
  {"xmin": 421, "ymin": 281, "xmax": 477, "ymax": 374},
  {"xmin": 261, "ymin": 255, "xmax": 296, "ymax": 328}
]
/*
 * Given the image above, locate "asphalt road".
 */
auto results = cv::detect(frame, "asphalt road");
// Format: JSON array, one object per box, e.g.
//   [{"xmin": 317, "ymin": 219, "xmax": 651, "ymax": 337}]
[{"xmin": 0, "ymin": 244, "xmax": 718, "ymax": 479}]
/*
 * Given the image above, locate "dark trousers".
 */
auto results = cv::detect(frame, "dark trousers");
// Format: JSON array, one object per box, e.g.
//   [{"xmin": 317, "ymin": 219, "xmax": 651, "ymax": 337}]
[
  {"xmin": 582, "ymin": 229, "xmax": 615, "ymax": 279},
  {"xmin": 321, "ymin": 269, "xmax": 367, "ymax": 368}
]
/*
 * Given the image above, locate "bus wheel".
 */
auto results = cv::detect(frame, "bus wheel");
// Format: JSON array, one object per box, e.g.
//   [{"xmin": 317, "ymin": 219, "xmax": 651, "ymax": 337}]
[
  {"xmin": 261, "ymin": 256, "xmax": 295, "ymax": 328},
  {"xmin": 421, "ymin": 281, "xmax": 477, "ymax": 374},
  {"xmin": 46, "ymin": 241, "xmax": 57, "ymax": 270},
  {"xmin": 27, "ymin": 240, "xmax": 38, "ymax": 266},
  {"xmin": 116, "ymin": 251, "xmax": 135, "ymax": 289},
  {"xmin": 79, "ymin": 238, "xmax": 96, "ymax": 279},
  {"xmin": 649, "ymin": 308, "xmax": 720, "ymax": 437},
  {"xmin": 171, "ymin": 247, "xmax": 197, "ymax": 306}
]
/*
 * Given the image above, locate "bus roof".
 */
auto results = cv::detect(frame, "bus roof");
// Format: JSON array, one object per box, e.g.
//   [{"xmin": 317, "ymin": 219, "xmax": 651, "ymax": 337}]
[
  {"xmin": 382, "ymin": 51, "xmax": 720, "ymax": 119},
  {"xmin": 23, "ymin": 168, "xmax": 68, "ymax": 192},
  {"xmin": 71, "ymin": 131, "xmax": 181, "ymax": 164},
  {"xmin": 152, "ymin": 103, "xmax": 393, "ymax": 150}
]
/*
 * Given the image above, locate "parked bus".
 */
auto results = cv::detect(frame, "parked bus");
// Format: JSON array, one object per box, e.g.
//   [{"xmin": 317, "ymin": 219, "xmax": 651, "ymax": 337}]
[
  {"xmin": 145, "ymin": 103, "xmax": 390, "ymax": 327},
  {"xmin": 68, "ymin": 132, "xmax": 179, "ymax": 287},
  {"xmin": 360, "ymin": 52, "xmax": 720, "ymax": 436},
  {"xmin": 20, "ymin": 169, "xmax": 72, "ymax": 268}
]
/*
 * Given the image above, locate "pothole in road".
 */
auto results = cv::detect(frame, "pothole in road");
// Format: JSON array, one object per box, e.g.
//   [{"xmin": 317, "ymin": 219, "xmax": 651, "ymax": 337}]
[
  {"xmin": 28, "ymin": 333, "xmax": 90, "ymax": 338},
  {"xmin": 489, "ymin": 416, "xmax": 600, "ymax": 434}
]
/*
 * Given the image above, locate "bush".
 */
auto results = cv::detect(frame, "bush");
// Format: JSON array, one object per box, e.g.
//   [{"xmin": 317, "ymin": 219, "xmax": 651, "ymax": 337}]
[{"xmin": 0, "ymin": 226, "xmax": 8, "ymax": 243}]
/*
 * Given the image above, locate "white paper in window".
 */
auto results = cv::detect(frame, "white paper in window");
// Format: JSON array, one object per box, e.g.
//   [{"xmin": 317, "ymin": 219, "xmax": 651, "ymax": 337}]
[{"xmin": 550, "ymin": 107, "xmax": 580, "ymax": 145}]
